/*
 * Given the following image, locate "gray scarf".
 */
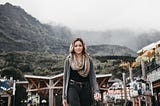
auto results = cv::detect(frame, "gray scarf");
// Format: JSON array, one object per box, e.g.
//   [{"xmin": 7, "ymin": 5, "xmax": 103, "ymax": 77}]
[{"xmin": 69, "ymin": 54, "xmax": 90, "ymax": 77}]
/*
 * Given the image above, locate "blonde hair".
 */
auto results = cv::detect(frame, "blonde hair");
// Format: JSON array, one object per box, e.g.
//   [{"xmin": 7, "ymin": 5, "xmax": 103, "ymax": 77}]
[{"xmin": 69, "ymin": 38, "xmax": 87, "ymax": 54}]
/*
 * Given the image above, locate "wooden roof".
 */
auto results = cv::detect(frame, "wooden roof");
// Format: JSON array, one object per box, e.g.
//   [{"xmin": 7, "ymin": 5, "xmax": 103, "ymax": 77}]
[
  {"xmin": 152, "ymin": 79, "xmax": 160, "ymax": 89},
  {"xmin": 24, "ymin": 73, "xmax": 112, "ymax": 95}
]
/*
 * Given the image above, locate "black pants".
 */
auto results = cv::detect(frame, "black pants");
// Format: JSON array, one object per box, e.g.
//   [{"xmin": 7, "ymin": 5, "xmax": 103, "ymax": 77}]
[{"xmin": 68, "ymin": 82, "xmax": 92, "ymax": 106}]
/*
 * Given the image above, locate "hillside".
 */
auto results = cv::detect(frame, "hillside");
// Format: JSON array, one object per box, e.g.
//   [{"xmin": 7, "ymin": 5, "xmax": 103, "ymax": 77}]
[
  {"xmin": 0, "ymin": 51, "xmax": 135, "ymax": 80},
  {"xmin": 0, "ymin": 3, "xmax": 137, "ymax": 56},
  {"xmin": 88, "ymin": 44, "xmax": 136, "ymax": 57},
  {"xmin": 0, "ymin": 2, "xmax": 157, "ymax": 105},
  {"xmin": 0, "ymin": 3, "xmax": 73, "ymax": 54},
  {"xmin": 0, "ymin": 3, "xmax": 137, "ymax": 80}
]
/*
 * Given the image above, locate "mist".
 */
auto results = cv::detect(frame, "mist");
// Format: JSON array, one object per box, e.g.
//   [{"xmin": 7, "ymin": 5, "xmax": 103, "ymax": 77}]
[{"xmin": 73, "ymin": 29, "xmax": 160, "ymax": 51}]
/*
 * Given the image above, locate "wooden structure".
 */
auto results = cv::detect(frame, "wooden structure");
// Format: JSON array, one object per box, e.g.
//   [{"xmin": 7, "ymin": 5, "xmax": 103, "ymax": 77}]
[
  {"xmin": 135, "ymin": 40, "xmax": 160, "ymax": 106},
  {"xmin": 147, "ymin": 66, "xmax": 160, "ymax": 105},
  {"xmin": 0, "ymin": 92, "xmax": 12, "ymax": 106},
  {"xmin": 24, "ymin": 73, "xmax": 63, "ymax": 106},
  {"xmin": 24, "ymin": 73, "xmax": 112, "ymax": 106}
]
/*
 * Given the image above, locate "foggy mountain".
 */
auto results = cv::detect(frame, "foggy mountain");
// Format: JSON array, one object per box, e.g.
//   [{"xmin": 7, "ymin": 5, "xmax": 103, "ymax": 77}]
[
  {"xmin": 0, "ymin": 3, "xmax": 137, "ymax": 56},
  {"xmin": 0, "ymin": 3, "xmax": 73, "ymax": 54},
  {"xmin": 74, "ymin": 29, "xmax": 160, "ymax": 51},
  {"xmin": 88, "ymin": 44, "xmax": 137, "ymax": 57},
  {"xmin": 0, "ymin": 3, "xmax": 137, "ymax": 80},
  {"xmin": 1, "ymin": 3, "xmax": 159, "ymax": 56}
]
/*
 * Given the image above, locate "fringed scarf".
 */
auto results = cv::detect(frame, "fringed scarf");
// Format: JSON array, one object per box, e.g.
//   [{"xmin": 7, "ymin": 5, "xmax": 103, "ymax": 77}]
[{"xmin": 69, "ymin": 54, "xmax": 90, "ymax": 77}]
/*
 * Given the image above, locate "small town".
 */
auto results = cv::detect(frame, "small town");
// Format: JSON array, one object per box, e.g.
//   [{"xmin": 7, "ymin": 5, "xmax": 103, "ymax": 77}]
[
  {"xmin": 0, "ymin": 40, "xmax": 160, "ymax": 106},
  {"xmin": 1, "ymin": 1, "xmax": 160, "ymax": 106}
]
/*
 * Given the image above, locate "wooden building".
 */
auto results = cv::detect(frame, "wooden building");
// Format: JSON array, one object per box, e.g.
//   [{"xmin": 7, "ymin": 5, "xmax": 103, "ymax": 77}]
[
  {"xmin": 147, "ymin": 66, "xmax": 160, "ymax": 106},
  {"xmin": 23, "ymin": 73, "xmax": 112, "ymax": 106}
]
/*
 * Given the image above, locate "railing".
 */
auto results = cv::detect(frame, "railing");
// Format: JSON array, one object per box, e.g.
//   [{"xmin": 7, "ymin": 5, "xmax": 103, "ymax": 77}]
[{"xmin": 147, "ymin": 67, "xmax": 160, "ymax": 82}]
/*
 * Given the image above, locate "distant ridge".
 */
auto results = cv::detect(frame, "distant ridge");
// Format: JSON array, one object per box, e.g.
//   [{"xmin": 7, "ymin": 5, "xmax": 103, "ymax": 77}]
[
  {"xmin": 88, "ymin": 44, "xmax": 137, "ymax": 57},
  {"xmin": 0, "ymin": 3, "xmax": 137, "ymax": 56},
  {"xmin": 74, "ymin": 29, "xmax": 160, "ymax": 51}
]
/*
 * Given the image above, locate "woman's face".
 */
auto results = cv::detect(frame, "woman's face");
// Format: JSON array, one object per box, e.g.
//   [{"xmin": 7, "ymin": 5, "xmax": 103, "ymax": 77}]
[{"xmin": 73, "ymin": 40, "xmax": 83, "ymax": 55}]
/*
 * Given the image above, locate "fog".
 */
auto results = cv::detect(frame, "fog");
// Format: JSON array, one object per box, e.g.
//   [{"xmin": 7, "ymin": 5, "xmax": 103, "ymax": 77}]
[
  {"xmin": 1, "ymin": 0, "xmax": 160, "ymax": 31},
  {"xmin": 74, "ymin": 29, "xmax": 160, "ymax": 51}
]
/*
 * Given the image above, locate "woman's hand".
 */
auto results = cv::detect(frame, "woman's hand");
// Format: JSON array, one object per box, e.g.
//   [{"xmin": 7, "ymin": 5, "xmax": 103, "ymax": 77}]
[
  {"xmin": 62, "ymin": 99, "xmax": 68, "ymax": 106},
  {"xmin": 94, "ymin": 92, "xmax": 101, "ymax": 101}
]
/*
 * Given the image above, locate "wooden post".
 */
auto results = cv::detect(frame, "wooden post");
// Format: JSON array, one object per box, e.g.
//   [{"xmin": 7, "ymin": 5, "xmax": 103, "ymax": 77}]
[
  {"xmin": 129, "ymin": 67, "xmax": 135, "ymax": 106},
  {"xmin": 146, "ymin": 96, "xmax": 151, "ymax": 106},
  {"xmin": 141, "ymin": 60, "xmax": 145, "ymax": 79},
  {"xmin": 138, "ymin": 96, "xmax": 141, "ymax": 106},
  {"xmin": 122, "ymin": 72, "xmax": 127, "ymax": 106},
  {"xmin": 8, "ymin": 95, "xmax": 11, "ymax": 106},
  {"xmin": 156, "ymin": 90, "xmax": 160, "ymax": 106},
  {"xmin": 141, "ymin": 60, "xmax": 145, "ymax": 106},
  {"xmin": 129, "ymin": 67, "xmax": 133, "ymax": 82},
  {"xmin": 54, "ymin": 95, "xmax": 56, "ymax": 106},
  {"xmin": 12, "ymin": 80, "xmax": 16, "ymax": 106},
  {"xmin": 49, "ymin": 79, "xmax": 54, "ymax": 106},
  {"xmin": 141, "ymin": 59, "xmax": 152, "ymax": 106}
]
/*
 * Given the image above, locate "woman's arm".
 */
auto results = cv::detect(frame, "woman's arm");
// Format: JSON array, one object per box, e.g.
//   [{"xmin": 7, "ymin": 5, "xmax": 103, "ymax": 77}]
[
  {"xmin": 89, "ymin": 58, "xmax": 99, "ymax": 93},
  {"xmin": 62, "ymin": 59, "xmax": 67, "ymax": 99},
  {"xmin": 89, "ymin": 58, "xmax": 101, "ymax": 101}
]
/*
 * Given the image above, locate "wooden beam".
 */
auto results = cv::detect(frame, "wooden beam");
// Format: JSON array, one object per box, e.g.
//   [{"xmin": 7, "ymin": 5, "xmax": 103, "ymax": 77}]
[
  {"xmin": 27, "ymin": 87, "xmax": 48, "ymax": 92},
  {"xmin": 22, "ymin": 85, "xmax": 28, "ymax": 89},
  {"xmin": 50, "ymin": 86, "xmax": 63, "ymax": 89},
  {"xmin": 38, "ymin": 82, "xmax": 41, "ymax": 89},
  {"xmin": 53, "ymin": 78, "xmax": 62, "ymax": 87},
  {"xmin": 99, "ymin": 78, "xmax": 107, "ymax": 87},
  {"xmin": 28, "ymin": 83, "xmax": 34, "ymax": 89},
  {"xmin": 153, "ymin": 82, "xmax": 160, "ymax": 88},
  {"xmin": 29, "ymin": 79, "xmax": 38, "ymax": 89},
  {"xmin": 43, "ymin": 80, "xmax": 49, "ymax": 87}
]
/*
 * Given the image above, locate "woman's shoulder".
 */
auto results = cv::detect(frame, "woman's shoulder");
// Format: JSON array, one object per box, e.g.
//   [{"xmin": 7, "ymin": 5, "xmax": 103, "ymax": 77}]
[
  {"xmin": 65, "ymin": 54, "xmax": 71, "ymax": 61},
  {"xmin": 87, "ymin": 54, "xmax": 93, "ymax": 63},
  {"xmin": 65, "ymin": 55, "xmax": 69, "ymax": 60}
]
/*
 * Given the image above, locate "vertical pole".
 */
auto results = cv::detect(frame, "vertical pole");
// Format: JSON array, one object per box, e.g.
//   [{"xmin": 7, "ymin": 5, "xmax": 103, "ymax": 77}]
[
  {"xmin": 54, "ymin": 95, "xmax": 56, "ymax": 106},
  {"xmin": 49, "ymin": 79, "xmax": 54, "ymax": 106},
  {"xmin": 156, "ymin": 89, "xmax": 160, "ymax": 106},
  {"xmin": 8, "ymin": 96, "xmax": 11, "ymax": 106},
  {"xmin": 129, "ymin": 67, "xmax": 133, "ymax": 82},
  {"xmin": 12, "ymin": 80, "xmax": 16, "ymax": 106},
  {"xmin": 138, "ymin": 96, "xmax": 141, "ymax": 106},
  {"xmin": 121, "ymin": 84, "xmax": 123, "ymax": 106},
  {"xmin": 129, "ymin": 67, "xmax": 135, "ymax": 106},
  {"xmin": 141, "ymin": 59, "xmax": 148, "ymax": 106},
  {"xmin": 122, "ymin": 72, "xmax": 127, "ymax": 106},
  {"xmin": 141, "ymin": 60, "xmax": 145, "ymax": 106},
  {"xmin": 27, "ymin": 92, "xmax": 31, "ymax": 106},
  {"xmin": 141, "ymin": 60, "xmax": 145, "ymax": 80}
]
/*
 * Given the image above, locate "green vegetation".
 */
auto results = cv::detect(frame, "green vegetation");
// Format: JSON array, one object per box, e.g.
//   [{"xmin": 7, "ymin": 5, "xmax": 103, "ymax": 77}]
[
  {"xmin": 0, "ymin": 51, "xmax": 66, "ymax": 79},
  {"xmin": 0, "ymin": 51, "xmax": 136, "ymax": 81},
  {"xmin": 93, "ymin": 56, "xmax": 136, "ymax": 80}
]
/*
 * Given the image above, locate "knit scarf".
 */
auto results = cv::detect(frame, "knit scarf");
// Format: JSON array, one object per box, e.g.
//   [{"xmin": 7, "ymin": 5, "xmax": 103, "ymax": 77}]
[{"xmin": 69, "ymin": 54, "xmax": 90, "ymax": 77}]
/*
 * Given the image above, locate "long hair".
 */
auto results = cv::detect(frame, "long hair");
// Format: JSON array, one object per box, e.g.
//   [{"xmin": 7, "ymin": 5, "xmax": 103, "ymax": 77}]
[{"xmin": 69, "ymin": 38, "xmax": 87, "ymax": 54}]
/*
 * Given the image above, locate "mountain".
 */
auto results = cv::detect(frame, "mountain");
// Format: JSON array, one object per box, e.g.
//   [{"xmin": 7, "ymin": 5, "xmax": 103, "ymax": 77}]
[
  {"xmin": 0, "ymin": 3, "xmax": 137, "ymax": 57},
  {"xmin": 88, "ymin": 44, "xmax": 136, "ymax": 57},
  {"xmin": 0, "ymin": 3, "xmax": 137, "ymax": 81},
  {"xmin": 74, "ymin": 29, "xmax": 160, "ymax": 51},
  {"xmin": 0, "ymin": 3, "xmax": 73, "ymax": 54}
]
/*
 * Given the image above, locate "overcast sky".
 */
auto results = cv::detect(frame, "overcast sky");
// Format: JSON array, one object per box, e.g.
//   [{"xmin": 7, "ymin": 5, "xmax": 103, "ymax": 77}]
[{"xmin": 1, "ymin": 0, "xmax": 160, "ymax": 31}]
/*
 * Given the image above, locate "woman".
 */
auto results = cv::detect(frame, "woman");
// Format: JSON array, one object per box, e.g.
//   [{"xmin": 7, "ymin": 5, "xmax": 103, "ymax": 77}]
[{"xmin": 62, "ymin": 38, "xmax": 101, "ymax": 106}]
